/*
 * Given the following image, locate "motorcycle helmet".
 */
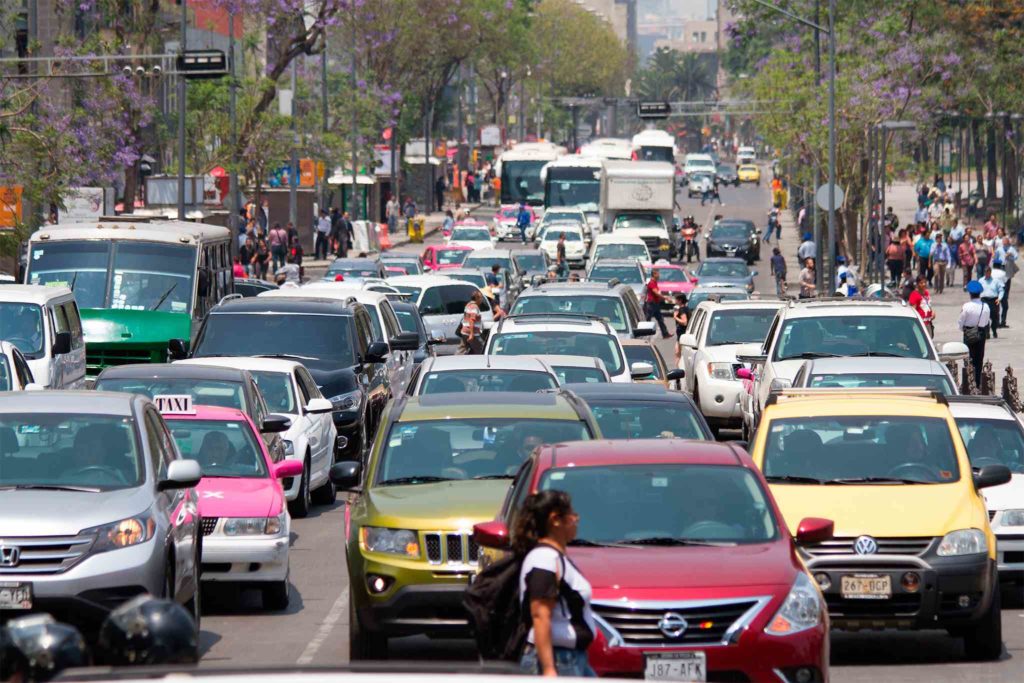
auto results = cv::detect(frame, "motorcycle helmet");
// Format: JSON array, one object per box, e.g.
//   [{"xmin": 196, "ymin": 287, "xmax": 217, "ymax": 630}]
[
  {"xmin": 5, "ymin": 614, "xmax": 89, "ymax": 682},
  {"xmin": 97, "ymin": 595, "xmax": 198, "ymax": 665}
]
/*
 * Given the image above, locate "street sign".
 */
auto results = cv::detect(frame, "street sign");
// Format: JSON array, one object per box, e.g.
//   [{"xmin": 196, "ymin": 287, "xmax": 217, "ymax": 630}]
[
  {"xmin": 637, "ymin": 101, "xmax": 671, "ymax": 119},
  {"xmin": 815, "ymin": 183, "xmax": 845, "ymax": 211}
]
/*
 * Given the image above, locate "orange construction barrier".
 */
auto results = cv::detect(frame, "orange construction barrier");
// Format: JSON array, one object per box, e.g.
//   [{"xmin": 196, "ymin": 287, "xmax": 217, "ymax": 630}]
[{"xmin": 378, "ymin": 223, "xmax": 393, "ymax": 250}]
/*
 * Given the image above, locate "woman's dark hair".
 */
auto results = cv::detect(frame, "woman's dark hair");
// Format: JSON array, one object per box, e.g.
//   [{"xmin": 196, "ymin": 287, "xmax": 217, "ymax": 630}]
[{"xmin": 512, "ymin": 490, "xmax": 573, "ymax": 556}]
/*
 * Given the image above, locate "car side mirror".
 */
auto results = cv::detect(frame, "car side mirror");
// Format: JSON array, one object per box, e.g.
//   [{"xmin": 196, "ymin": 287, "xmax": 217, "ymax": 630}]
[
  {"xmin": 665, "ymin": 368, "xmax": 686, "ymax": 381},
  {"xmin": 158, "ymin": 459, "xmax": 202, "ymax": 491},
  {"xmin": 473, "ymin": 520, "xmax": 511, "ymax": 550},
  {"xmin": 974, "ymin": 464, "xmax": 1012, "ymax": 490},
  {"xmin": 167, "ymin": 338, "xmax": 189, "ymax": 361},
  {"xmin": 274, "ymin": 459, "xmax": 304, "ymax": 479},
  {"xmin": 795, "ymin": 517, "xmax": 834, "ymax": 544},
  {"xmin": 633, "ymin": 321, "xmax": 656, "ymax": 337},
  {"xmin": 736, "ymin": 367, "xmax": 753, "ymax": 380},
  {"xmin": 306, "ymin": 397, "xmax": 333, "ymax": 414},
  {"xmin": 751, "ymin": 270, "xmax": 758, "ymax": 277},
  {"xmin": 261, "ymin": 414, "xmax": 292, "ymax": 433},
  {"xmin": 364, "ymin": 340, "xmax": 390, "ymax": 364},
  {"xmin": 52, "ymin": 331, "xmax": 72, "ymax": 356},
  {"xmin": 389, "ymin": 331, "xmax": 420, "ymax": 351},
  {"xmin": 630, "ymin": 361, "xmax": 655, "ymax": 379},
  {"xmin": 329, "ymin": 460, "xmax": 362, "ymax": 490},
  {"xmin": 679, "ymin": 333, "xmax": 698, "ymax": 348},
  {"xmin": 770, "ymin": 378, "xmax": 792, "ymax": 392}
]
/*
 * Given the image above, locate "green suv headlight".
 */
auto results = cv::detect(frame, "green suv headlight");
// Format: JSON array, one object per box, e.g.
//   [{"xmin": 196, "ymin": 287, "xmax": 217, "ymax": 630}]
[
  {"xmin": 937, "ymin": 529, "xmax": 987, "ymax": 556},
  {"xmin": 360, "ymin": 527, "xmax": 420, "ymax": 558}
]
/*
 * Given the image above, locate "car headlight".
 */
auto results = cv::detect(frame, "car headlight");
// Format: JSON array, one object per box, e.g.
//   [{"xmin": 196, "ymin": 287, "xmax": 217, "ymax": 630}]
[
  {"xmin": 999, "ymin": 509, "xmax": 1024, "ymax": 527},
  {"xmin": 88, "ymin": 509, "xmax": 156, "ymax": 553},
  {"xmin": 360, "ymin": 526, "xmax": 421, "ymax": 558},
  {"xmin": 329, "ymin": 390, "xmax": 363, "ymax": 411},
  {"xmin": 708, "ymin": 362, "xmax": 734, "ymax": 380},
  {"xmin": 765, "ymin": 572, "xmax": 823, "ymax": 635},
  {"xmin": 223, "ymin": 515, "xmax": 284, "ymax": 536},
  {"xmin": 937, "ymin": 528, "xmax": 987, "ymax": 556},
  {"xmin": 282, "ymin": 439, "xmax": 295, "ymax": 456}
]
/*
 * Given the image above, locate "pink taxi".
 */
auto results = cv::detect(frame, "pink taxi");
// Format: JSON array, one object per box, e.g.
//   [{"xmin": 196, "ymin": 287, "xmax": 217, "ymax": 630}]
[
  {"xmin": 420, "ymin": 244, "xmax": 473, "ymax": 272},
  {"xmin": 158, "ymin": 399, "xmax": 303, "ymax": 611},
  {"xmin": 643, "ymin": 261, "xmax": 698, "ymax": 305},
  {"xmin": 492, "ymin": 204, "xmax": 535, "ymax": 241}
]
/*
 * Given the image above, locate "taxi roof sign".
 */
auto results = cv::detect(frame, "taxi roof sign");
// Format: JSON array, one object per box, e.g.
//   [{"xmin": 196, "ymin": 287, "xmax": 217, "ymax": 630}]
[{"xmin": 154, "ymin": 394, "xmax": 195, "ymax": 415}]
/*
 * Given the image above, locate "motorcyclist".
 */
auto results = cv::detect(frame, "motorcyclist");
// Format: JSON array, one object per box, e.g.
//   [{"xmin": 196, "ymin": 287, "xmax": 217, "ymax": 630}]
[
  {"xmin": 5, "ymin": 614, "xmax": 90, "ymax": 682},
  {"xmin": 98, "ymin": 595, "xmax": 199, "ymax": 665},
  {"xmin": 680, "ymin": 215, "xmax": 699, "ymax": 263}
]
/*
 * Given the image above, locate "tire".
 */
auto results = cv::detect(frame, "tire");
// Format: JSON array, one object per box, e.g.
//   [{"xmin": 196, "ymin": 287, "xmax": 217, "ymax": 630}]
[
  {"xmin": 963, "ymin": 581, "xmax": 1003, "ymax": 661},
  {"xmin": 349, "ymin": 594, "xmax": 388, "ymax": 660},
  {"xmin": 288, "ymin": 459, "xmax": 311, "ymax": 519},
  {"xmin": 312, "ymin": 474, "xmax": 337, "ymax": 506},
  {"xmin": 262, "ymin": 579, "xmax": 290, "ymax": 611},
  {"xmin": 185, "ymin": 543, "xmax": 202, "ymax": 636}
]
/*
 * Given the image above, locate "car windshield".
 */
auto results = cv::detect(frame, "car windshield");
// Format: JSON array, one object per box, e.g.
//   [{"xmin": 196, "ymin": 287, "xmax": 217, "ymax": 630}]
[
  {"xmin": 511, "ymin": 295, "xmax": 627, "ymax": 332},
  {"xmin": 451, "ymin": 228, "xmax": 491, "ymax": 241},
  {"xmin": 0, "ymin": 414, "xmax": 142, "ymax": 491},
  {"xmin": 0, "ymin": 356, "xmax": 10, "ymax": 391},
  {"xmin": 589, "ymin": 401, "xmax": 707, "ymax": 440},
  {"xmin": 544, "ymin": 212, "xmax": 580, "ymax": 223},
  {"xmin": 589, "ymin": 265, "xmax": 643, "ymax": 284},
  {"xmin": 28, "ymin": 240, "xmax": 196, "ymax": 313},
  {"xmin": 444, "ymin": 273, "xmax": 487, "ymax": 288},
  {"xmin": 420, "ymin": 370, "xmax": 557, "ymax": 394},
  {"xmin": 491, "ymin": 331, "xmax": 623, "ymax": 374},
  {"xmin": 435, "ymin": 249, "xmax": 469, "ymax": 265},
  {"xmin": 740, "ymin": 165, "xmax": 758, "ymax": 172},
  {"xmin": 637, "ymin": 146, "xmax": 673, "ymax": 163},
  {"xmin": 553, "ymin": 366, "xmax": 608, "ymax": 384},
  {"xmin": 690, "ymin": 172, "xmax": 713, "ymax": 183},
  {"xmin": 377, "ymin": 418, "xmax": 591, "ymax": 483},
  {"xmin": 623, "ymin": 345, "xmax": 663, "ymax": 379},
  {"xmin": 615, "ymin": 215, "xmax": 664, "ymax": 230},
  {"xmin": 543, "ymin": 230, "xmax": 582, "ymax": 242},
  {"xmin": 706, "ymin": 309, "xmax": 777, "ymax": 346},
  {"xmin": 327, "ymin": 266, "xmax": 378, "ymax": 278},
  {"xmin": 698, "ymin": 262, "xmax": 748, "ymax": 278},
  {"xmin": 809, "ymin": 373, "xmax": 955, "ymax": 394},
  {"xmin": 649, "ymin": 267, "xmax": 688, "ymax": 283},
  {"xmin": 95, "ymin": 377, "xmax": 248, "ymax": 412},
  {"xmin": 464, "ymin": 257, "xmax": 512, "ymax": 272},
  {"xmin": 711, "ymin": 225, "xmax": 749, "ymax": 240},
  {"xmin": 500, "ymin": 208, "xmax": 519, "ymax": 218},
  {"xmin": 595, "ymin": 244, "xmax": 648, "ymax": 260},
  {"xmin": 957, "ymin": 417, "xmax": 1024, "ymax": 474},
  {"xmin": 515, "ymin": 253, "xmax": 548, "ymax": 271},
  {"xmin": 393, "ymin": 308, "xmax": 423, "ymax": 336},
  {"xmin": 539, "ymin": 464, "xmax": 776, "ymax": 544},
  {"xmin": 762, "ymin": 416, "xmax": 959, "ymax": 484},
  {"xmin": 0, "ymin": 303, "xmax": 44, "ymax": 357},
  {"xmin": 718, "ymin": 165, "xmax": 736, "ymax": 174},
  {"xmin": 251, "ymin": 371, "xmax": 296, "ymax": 413},
  {"xmin": 688, "ymin": 291, "xmax": 749, "ymax": 307},
  {"xmin": 392, "ymin": 285, "xmax": 422, "ymax": 301},
  {"xmin": 169, "ymin": 419, "xmax": 267, "ymax": 479},
  {"xmin": 774, "ymin": 316, "xmax": 933, "ymax": 360},
  {"xmin": 193, "ymin": 312, "xmax": 356, "ymax": 366}
]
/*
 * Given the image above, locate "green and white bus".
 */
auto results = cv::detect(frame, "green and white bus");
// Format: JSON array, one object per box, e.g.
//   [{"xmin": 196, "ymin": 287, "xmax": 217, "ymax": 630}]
[{"xmin": 26, "ymin": 218, "xmax": 234, "ymax": 376}]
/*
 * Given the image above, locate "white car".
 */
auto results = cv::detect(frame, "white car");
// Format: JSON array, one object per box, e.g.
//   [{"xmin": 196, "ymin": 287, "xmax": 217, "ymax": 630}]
[
  {"xmin": 537, "ymin": 207, "xmax": 591, "ymax": 242},
  {"xmin": 405, "ymin": 355, "xmax": 560, "ymax": 396},
  {"xmin": 176, "ymin": 357, "xmax": 338, "ymax": 518},
  {"xmin": 485, "ymin": 314, "xmax": 631, "ymax": 383},
  {"xmin": 678, "ymin": 300, "xmax": 783, "ymax": 435},
  {"xmin": 539, "ymin": 224, "xmax": 586, "ymax": 266},
  {"xmin": 446, "ymin": 225, "xmax": 496, "ymax": 251},
  {"xmin": 387, "ymin": 274, "xmax": 495, "ymax": 349},
  {"xmin": 0, "ymin": 339, "xmax": 41, "ymax": 391},
  {"xmin": 736, "ymin": 299, "xmax": 970, "ymax": 432},
  {"xmin": 949, "ymin": 396, "xmax": 1024, "ymax": 582},
  {"xmin": 586, "ymin": 233, "xmax": 651, "ymax": 264}
]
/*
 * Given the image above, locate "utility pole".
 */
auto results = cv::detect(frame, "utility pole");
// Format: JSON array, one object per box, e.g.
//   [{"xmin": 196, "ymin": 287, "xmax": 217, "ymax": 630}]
[
  {"xmin": 176, "ymin": 0, "xmax": 187, "ymax": 220},
  {"xmin": 350, "ymin": 10, "xmax": 359, "ymax": 220},
  {"xmin": 812, "ymin": 0, "xmax": 822, "ymax": 292},
  {"xmin": 826, "ymin": 0, "xmax": 837, "ymax": 291},
  {"xmin": 228, "ymin": 11, "xmax": 239, "ymax": 254},
  {"xmin": 289, "ymin": 59, "xmax": 298, "ymax": 227},
  {"xmin": 321, "ymin": 46, "xmax": 329, "ymax": 213}
]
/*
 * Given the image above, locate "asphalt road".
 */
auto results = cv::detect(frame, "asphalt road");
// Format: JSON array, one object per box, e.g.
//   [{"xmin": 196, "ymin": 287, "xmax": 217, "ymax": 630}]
[{"xmin": 198, "ymin": 179, "xmax": 1024, "ymax": 680}]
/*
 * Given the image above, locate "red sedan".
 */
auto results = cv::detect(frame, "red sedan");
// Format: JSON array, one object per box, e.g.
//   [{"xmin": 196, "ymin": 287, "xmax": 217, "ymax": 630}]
[
  {"xmin": 643, "ymin": 262, "xmax": 698, "ymax": 303},
  {"xmin": 475, "ymin": 439, "xmax": 831, "ymax": 682}
]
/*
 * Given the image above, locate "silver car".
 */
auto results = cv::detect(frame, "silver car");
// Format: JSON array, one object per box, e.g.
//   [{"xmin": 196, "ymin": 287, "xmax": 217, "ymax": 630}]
[{"xmin": 0, "ymin": 391, "xmax": 202, "ymax": 634}]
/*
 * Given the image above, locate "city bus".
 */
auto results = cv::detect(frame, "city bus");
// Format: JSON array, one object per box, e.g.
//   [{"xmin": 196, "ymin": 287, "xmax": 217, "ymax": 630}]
[
  {"xmin": 631, "ymin": 128, "xmax": 677, "ymax": 163},
  {"xmin": 578, "ymin": 137, "xmax": 633, "ymax": 160},
  {"xmin": 542, "ymin": 155, "xmax": 604, "ymax": 233},
  {"xmin": 25, "ymin": 218, "xmax": 233, "ymax": 376},
  {"xmin": 496, "ymin": 141, "xmax": 567, "ymax": 207}
]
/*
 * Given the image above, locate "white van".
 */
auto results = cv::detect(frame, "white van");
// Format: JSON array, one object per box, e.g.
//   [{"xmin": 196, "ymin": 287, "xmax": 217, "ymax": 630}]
[
  {"xmin": 737, "ymin": 146, "xmax": 757, "ymax": 164},
  {"xmin": 0, "ymin": 285, "xmax": 86, "ymax": 389},
  {"xmin": 683, "ymin": 153, "xmax": 716, "ymax": 177}
]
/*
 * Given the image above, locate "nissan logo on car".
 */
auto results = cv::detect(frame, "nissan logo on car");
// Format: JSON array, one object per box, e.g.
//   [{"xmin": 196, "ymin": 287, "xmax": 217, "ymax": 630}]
[
  {"xmin": 853, "ymin": 535, "xmax": 878, "ymax": 555},
  {"xmin": 657, "ymin": 612, "xmax": 689, "ymax": 638}
]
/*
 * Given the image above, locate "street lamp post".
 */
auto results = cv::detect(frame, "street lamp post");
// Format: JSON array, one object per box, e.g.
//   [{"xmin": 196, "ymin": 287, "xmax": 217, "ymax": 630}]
[{"xmin": 176, "ymin": 0, "xmax": 187, "ymax": 221}]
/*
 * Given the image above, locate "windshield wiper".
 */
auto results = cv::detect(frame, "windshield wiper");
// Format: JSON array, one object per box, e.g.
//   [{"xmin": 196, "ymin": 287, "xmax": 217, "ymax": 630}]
[
  {"xmin": 151, "ymin": 283, "xmax": 178, "ymax": 311},
  {"xmin": 709, "ymin": 340, "xmax": 755, "ymax": 346},
  {"xmin": 69, "ymin": 271, "xmax": 78, "ymax": 292},
  {"xmin": 764, "ymin": 474, "xmax": 825, "ymax": 484},
  {"xmin": 780, "ymin": 352, "xmax": 839, "ymax": 360},
  {"xmin": 473, "ymin": 474, "xmax": 514, "ymax": 480},
  {"xmin": 377, "ymin": 476, "xmax": 455, "ymax": 486},
  {"xmin": 617, "ymin": 537, "xmax": 737, "ymax": 547},
  {"xmin": 845, "ymin": 352, "xmax": 906, "ymax": 358},
  {"xmin": 0, "ymin": 484, "xmax": 101, "ymax": 493},
  {"xmin": 825, "ymin": 476, "xmax": 938, "ymax": 485},
  {"xmin": 255, "ymin": 353, "xmax": 318, "ymax": 361},
  {"xmin": 568, "ymin": 538, "xmax": 642, "ymax": 549}
]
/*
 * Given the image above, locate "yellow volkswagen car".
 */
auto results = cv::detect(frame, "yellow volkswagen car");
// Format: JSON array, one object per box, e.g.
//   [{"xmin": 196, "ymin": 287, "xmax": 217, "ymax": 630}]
[
  {"xmin": 749, "ymin": 388, "xmax": 1010, "ymax": 660},
  {"xmin": 737, "ymin": 164, "xmax": 761, "ymax": 185},
  {"xmin": 332, "ymin": 391, "xmax": 599, "ymax": 659}
]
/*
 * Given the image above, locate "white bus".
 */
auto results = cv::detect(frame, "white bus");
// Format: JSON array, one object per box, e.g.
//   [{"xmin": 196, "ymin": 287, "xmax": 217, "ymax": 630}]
[
  {"xmin": 631, "ymin": 129, "xmax": 678, "ymax": 163},
  {"xmin": 542, "ymin": 155, "xmax": 604, "ymax": 232},
  {"xmin": 496, "ymin": 142, "xmax": 567, "ymax": 207},
  {"xmin": 578, "ymin": 137, "xmax": 633, "ymax": 160}
]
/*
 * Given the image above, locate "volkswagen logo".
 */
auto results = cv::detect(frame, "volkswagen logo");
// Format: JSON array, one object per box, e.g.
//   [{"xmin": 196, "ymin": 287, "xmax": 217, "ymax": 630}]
[
  {"xmin": 657, "ymin": 612, "xmax": 688, "ymax": 638},
  {"xmin": 853, "ymin": 535, "xmax": 878, "ymax": 555},
  {"xmin": 0, "ymin": 544, "xmax": 20, "ymax": 567}
]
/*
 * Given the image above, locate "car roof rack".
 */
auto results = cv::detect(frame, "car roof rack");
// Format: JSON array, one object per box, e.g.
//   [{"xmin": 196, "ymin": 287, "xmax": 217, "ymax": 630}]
[
  {"xmin": 765, "ymin": 387, "xmax": 948, "ymax": 407},
  {"xmin": 506, "ymin": 312, "xmax": 604, "ymax": 323},
  {"xmin": 786, "ymin": 296, "xmax": 906, "ymax": 308},
  {"xmin": 946, "ymin": 395, "xmax": 1010, "ymax": 407}
]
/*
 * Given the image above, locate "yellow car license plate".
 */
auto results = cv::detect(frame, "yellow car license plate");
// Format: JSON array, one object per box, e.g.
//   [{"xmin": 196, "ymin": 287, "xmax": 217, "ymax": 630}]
[
  {"xmin": 841, "ymin": 574, "xmax": 891, "ymax": 599},
  {"xmin": 644, "ymin": 652, "xmax": 706, "ymax": 681}
]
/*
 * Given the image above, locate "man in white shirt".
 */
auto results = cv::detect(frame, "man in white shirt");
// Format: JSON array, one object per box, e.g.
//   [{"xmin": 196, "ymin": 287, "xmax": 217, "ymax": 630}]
[
  {"xmin": 315, "ymin": 210, "xmax": 331, "ymax": 260},
  {"xmin": 959, "ymin": 280, "xmax": 991, "ymax": 386}
]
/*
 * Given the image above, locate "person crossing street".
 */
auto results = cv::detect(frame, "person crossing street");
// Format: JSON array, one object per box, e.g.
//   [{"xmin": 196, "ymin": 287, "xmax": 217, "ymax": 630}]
[{"xmin": 643, "ymin": 268, "xmax": 672, "ymax": 339}]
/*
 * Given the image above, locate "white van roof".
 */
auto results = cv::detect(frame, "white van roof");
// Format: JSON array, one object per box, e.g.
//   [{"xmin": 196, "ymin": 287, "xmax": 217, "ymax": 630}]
[{"xmin": 0, "ymin": 284, "xmax": 74, "ymax": 305}]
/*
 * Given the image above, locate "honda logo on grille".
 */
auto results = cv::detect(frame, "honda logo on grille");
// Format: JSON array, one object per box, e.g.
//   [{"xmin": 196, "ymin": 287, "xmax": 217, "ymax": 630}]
[
  {"xmin": 657, "ymin": 612, "xmax": 688, "ymax": 638},
  {"xmin": 853, "ymin": 535, "xmax": 878, "ymax": 555},
  {"xmin": 0, "ymin": 545, "xmax": 20, "ymax": 567}
]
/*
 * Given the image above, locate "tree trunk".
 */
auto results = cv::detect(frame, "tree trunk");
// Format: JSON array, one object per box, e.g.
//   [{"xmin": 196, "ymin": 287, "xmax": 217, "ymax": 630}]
[
  {"xmin": 971, "ymin": 120, "xmax": 985, "ymax": 198},
  {"xmin": 122, "ymin": 161, "xmax": 138, "ymax": 214},
  {"xmin": 1002, "ymin": 122, "xmax": 1016, "ymax": 217},
  {"xmin": 986, "ymin": 121, "xmax": 998, "ymax": 201}
]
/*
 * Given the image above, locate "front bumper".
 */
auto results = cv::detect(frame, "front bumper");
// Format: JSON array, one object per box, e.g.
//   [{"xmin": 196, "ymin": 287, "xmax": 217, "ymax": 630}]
[
  {"xmin": 707, "ymin": 244, "xmax": 754, "ymax": 260},
  {"xmin": 333, "ymin": 409, "xmax": 362, "ymax": 458},
  {"xmin": 495, "ymin": 222, "xmax": 518, "ymax": 239},
  {"xmin": 994, "ymin": 531, "xmax": 1024, "ymax": 578},
  {"xmin": 696, "ymin": 376, "xmax": 745, "ymax": 425},
  {"xmin": 201, "ymin": 533, "xmax": 289, "ymax": 583}
]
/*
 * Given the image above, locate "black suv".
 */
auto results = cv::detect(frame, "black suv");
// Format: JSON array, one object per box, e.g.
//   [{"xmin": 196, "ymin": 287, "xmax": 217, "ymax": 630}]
[
  {"xmin": 705, "ymin": 219, "xmax": 761, "ymax": 264},
  {"xmin": 182, "ymin": 297, "xmax": 396, "ymax": 460}
]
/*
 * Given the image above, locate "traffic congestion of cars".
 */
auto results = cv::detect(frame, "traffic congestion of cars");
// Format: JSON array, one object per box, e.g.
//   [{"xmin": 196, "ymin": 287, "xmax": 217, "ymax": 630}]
[{"xmin": 1, "ymin": 147, "xmax": 1021, "ymax": 683}]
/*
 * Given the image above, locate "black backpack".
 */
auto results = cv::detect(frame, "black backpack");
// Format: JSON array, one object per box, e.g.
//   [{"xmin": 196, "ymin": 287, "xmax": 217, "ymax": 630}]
[{"xmin": 463, "ymin": 554, "xmax": 528, "ymax": 661}]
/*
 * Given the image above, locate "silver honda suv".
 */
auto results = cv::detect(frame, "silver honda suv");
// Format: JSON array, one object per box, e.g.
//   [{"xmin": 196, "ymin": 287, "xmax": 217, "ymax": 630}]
[{"xmin": 0, "ymin": 391, "xmax": 202, "ymax": 634}]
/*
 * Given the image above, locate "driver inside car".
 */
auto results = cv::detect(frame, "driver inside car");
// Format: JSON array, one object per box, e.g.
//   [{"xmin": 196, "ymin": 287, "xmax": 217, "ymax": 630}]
[{"xmin": 2, "ymin": 306, "xmax": 42, "ymax": 353}]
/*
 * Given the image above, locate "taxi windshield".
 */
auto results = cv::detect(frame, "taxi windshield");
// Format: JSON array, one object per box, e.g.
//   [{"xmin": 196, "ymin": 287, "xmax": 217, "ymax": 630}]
[
  {"xmin": 251, "ymin": 371, "xmax": 296, "ymax": 413},
  {"xmin": 649, "ymin": 267, "xmax": 688, "ymax": 283},
  {"xmin": 420, "ymin": 369, "xmax": 557, "ymax": 394},
  {"xmin": 169, "ymin": 419, "xmax": 267, "ymax": 479},
  {"xmin": 706, "ymin": 309, "xmax": 777, "ymax": 346},
  {"xmin": 0, "ymin": 303, "xmax": 44, "ymax": 358},
  {"xmin": 539, "ymin": 464, "xmax": 777, "ymax": 544},
  {"xmin": 376, "ymin": 418, "xmax": 590, "ymax": 483},
  {"xmin": 956, "ymin": 418, "xmax": 1024, "ymax": 474},
  {"xmin": 774, "ymin": 316, "xmax": 932, "ymax": 361},
  {"xmin": 435, "ymin": 249, "xmax": 469, "ymax": 265},
  {"xmin": 511, "ymin": 295, "xmax": 627, "ymax": 332},
  {"xmin": 451, "ymin": 228, "xmax": 491, "ymax": 242},
  {"xmin": 588, "ymin": 401, "xmax": 706, "ymax": 440},
  {"xmin": 762, "ymin": 416, "xmax": 959, "ymax": 484},
  {"xmin": 589, "ymin": 265, "xmax": 643, "ymax": 284},
  {"xmin": 490, "ymin": 331, "xmax": 623, "ymax": 375},
  {"xmin": 95, "ymin": 377, "xmax": 248, "ymax": 412},
  {"xmin": 595, "ymin": 244, "xmax": 647, "ymax": 260},
  {"xmin": 0, "ymin": 414, "xmax": 142, "ymax": 491}
]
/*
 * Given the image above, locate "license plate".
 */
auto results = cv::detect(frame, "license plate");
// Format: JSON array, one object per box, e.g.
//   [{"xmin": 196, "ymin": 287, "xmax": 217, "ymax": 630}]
[
  {"xmin": 841, "ymin": 574, "xmax": 891, "ymax": 600},
  {"xmin": 0, "ymin": 581, "xmax": 32, "ymax": 609},
  {"xmin": 644, "ymin": 652, "xmax": 706, "ymax": 682}
]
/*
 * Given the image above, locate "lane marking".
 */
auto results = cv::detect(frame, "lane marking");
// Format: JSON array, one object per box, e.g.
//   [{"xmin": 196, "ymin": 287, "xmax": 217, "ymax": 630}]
[{"xmin": 296, "ymin": 586, "xmax": 349, "ymax": 665}]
